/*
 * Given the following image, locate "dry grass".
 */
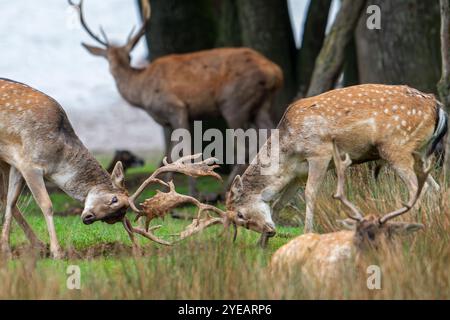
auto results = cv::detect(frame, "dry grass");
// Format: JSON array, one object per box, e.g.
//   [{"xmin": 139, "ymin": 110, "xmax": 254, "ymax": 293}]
[{"xmin": 0, "ymin": 165, "xmax": 449, "ymax": 299}]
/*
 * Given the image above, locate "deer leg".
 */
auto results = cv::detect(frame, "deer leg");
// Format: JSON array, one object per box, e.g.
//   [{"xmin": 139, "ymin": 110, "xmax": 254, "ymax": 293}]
[
  {"xmin": 304, "ymin": 157, "xmax": 331, "ymax": 233},
  {"xmin": 390, "ymin": 157, "xmax": 419, "ymax": 208},
  {"xmin": 5, "ymin": 167, "xmax": 44, "ymax": 249},
  {"xmin": 1, "ymin": 166, "xmax": 23, "ymax": 257},
  {"xmin": 21, "ymin": 168, "xmax": 63, "ymax": 259}
]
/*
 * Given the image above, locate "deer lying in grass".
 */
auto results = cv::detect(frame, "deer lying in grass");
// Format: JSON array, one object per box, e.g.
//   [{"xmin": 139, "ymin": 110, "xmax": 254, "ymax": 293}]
[
  {"xmin": 226, "ymin": 84, "xmax": 448, "ymax": 243},
  {"xmin": 106, "ymin": 150, "xmax": 144, "ymax": 174},
  {"xmin": 0, "ymin": 78, "xmax": 231, "ymax": 258},
  {"xmin": 69, "ymin": 0, "xmax": 282, "ymax": 194},
  {"xmin": 269, "ymin": 141, "xmax": 429, "ymax": 279}
]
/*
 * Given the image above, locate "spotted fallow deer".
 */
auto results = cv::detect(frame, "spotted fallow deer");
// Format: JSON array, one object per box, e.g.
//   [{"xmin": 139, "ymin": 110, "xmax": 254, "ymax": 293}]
[
  {"xmin": 69, "ymin": 0, "xmax": 282, "ymax": 193},
  {"xmin": 227, "ymin": 84, "xmax": 448, "ymax": 241},
  {"xmin": 269, "ymin": 141, "xmax": 428, "ymax": 280},
  {"xmin": 0, "ymin": 78, "xmax": 130, "ymax": 259}
]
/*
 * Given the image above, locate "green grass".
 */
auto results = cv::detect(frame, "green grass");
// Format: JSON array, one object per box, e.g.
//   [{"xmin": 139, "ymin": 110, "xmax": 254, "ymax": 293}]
[{"xmin": 1, "ymin": 163, "xmax": 449, "ymax": 299}]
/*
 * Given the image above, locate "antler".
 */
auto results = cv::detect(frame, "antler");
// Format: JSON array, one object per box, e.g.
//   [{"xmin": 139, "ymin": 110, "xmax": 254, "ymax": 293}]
[
  {"xmin": 379, "ymin": 153, "xmax": 432, "ymax": 224},
  {"xmin": 68, "ymin": 0, "xmax": 109, "ymax": 47},
  {"xmin": 125, "ymin": 0, "xmax": 152, "ymax": 51},
  {"xmin": 125, "ymin": 154, "xmax": 229, "ymax": 245},
  {"xmin": 332, "ymin": 141, "xmax": 364, "ymax": 221},
  {"xmin": 128, "ymin": 154, "xmax": 221, "ymax": 212}
]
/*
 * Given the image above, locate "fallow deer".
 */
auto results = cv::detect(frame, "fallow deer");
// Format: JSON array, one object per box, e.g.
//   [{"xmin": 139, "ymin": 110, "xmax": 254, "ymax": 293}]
[
  {"xmin": 69, "ymin": 0, "xmax": 282, "ymax": 193},
  {"xmin": 0, "ymin": 78, "xmax": 130, "ymax": 259},
  {"xmin": 227, "ymin": 84, "xmax": 448, "ymax": 241},
  {"xmin": 0, "ymin": 78, "xmax": 232, "ymax": 258},
  {"xmin": 269, "ymin": 141, "xmax": 428, "ymax": 280}
]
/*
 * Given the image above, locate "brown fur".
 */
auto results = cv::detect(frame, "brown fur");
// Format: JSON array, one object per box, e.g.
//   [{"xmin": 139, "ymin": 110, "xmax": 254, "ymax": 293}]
[
  {"xmin": 228, "ymin": 84, "xmax": 445, "ymax": 235},
  {"xmin": 0, "ymin": 79, "xmax": 129, "ymax": 258}
]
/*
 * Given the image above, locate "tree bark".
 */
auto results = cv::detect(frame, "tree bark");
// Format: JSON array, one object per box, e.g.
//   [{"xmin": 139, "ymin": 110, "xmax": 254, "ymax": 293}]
[
  {"xmin": 236, "ymin": 0, "xmax": 297, "ymax": 121},
  {"xmin": 297, "ymin": 0, "xmax": 332, "ymax": 98},
  {"xmin": 214, "ymin": 0, "xmax": 242, "ymax": 47},
  {"xmin": 140, "ymin": 0, "xmax": 217, "ymax": 60},
  {"xmin": 307, "ymin": 0, "xmax": 366, "ymax": 97},
  {"xmin": 438, "ymin": 0, "xmax": 450, "ymax": 174},
  {"xmin": 355, "ymin": 0, "xmax": 441, "ymax": 94}
]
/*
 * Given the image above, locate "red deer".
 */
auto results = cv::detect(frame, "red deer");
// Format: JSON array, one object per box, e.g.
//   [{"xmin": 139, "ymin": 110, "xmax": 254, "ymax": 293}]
[
  {"xmin": 69, "ymin": 0, "xmax": 282, "ymax": 193},
  {"xmin": 0, "ymin": 78, "xmax": 130, "ymax": 259},
  {"xmin": 269, "ymin": 141, "xmax": 428, "ymax": 280},
  {"xmin": 226, "ymin": 84, "xmax": 448, "ymax": 242}
]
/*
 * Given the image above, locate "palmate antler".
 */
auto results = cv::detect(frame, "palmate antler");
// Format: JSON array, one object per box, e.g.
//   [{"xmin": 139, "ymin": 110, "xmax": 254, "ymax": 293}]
[{"xmin": 123, "ymin": 154, "xmax": 229, "ymax": 246}]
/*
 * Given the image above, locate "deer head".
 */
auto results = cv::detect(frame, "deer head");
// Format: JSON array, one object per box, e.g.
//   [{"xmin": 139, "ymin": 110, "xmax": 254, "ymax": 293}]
[
  {"xmin": 331, "ymin": 140, "xmax": 427, "ymax": 250},
  {"xmin": 81, "ymin": 161, "xmax": 130, "ymax": 225},
  {"xmin": 69, "ymin": 0, "xmax": 151, "ymax": 67}
]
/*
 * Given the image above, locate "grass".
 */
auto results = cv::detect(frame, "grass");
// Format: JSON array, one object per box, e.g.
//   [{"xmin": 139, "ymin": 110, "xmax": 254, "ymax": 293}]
[{"xmin": 0, "ymin": 162, "xmax": 449, "ymax": 299}]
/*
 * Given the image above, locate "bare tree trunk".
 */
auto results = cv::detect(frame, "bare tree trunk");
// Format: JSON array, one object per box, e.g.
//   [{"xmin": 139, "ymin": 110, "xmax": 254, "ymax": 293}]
[
  {"xmin": 438, "ymin": 0, "xmax": 450, "ymax": 175},
  {"xmin": 297, "ymin": 0, "xmax": 332, "ymax": 98},
  {"xmin": 236, "ymin": 0, "xmax": 297, "ymax": 121},
  {"xmin": 356, "ymin": 0, "xmax": 441, "ymax": 94},
  {"xmin": 307, "ymin": 0, "xmax": 366, "ymax": 97},
  {"xmin": 214, "ymin": 0, "xmax": 242, "ymax": 47}
]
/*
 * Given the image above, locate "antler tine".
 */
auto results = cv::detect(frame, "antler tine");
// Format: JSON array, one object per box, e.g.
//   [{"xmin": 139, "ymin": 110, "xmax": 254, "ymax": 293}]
[
  {"xmin": 123, "ymin": 217, "xmax": 172, "ymax": 246},
  {"xmin": 68, "ymin": 0, "xmax": 109, "ymax": 47},
  {"xmin": 379, "ymin": 153, "xmax": 432, "ymax": 224},
  {"xmin": 332, "ymin": 140, "xmax": 364, "ymax": 221},
  {"xmin": 128, "ymin": 154, "xmax": 221, "ymax": 212},
  {"xmin": 126, "ymin": 0, "xmax": 152, "ymax": 51}
]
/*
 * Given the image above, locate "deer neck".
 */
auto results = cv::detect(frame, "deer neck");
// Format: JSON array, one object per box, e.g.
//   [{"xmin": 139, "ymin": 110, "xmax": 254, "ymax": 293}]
[
  {"xmin": 50, "ymin": 144, "xmax": 113, "ymax": 203},
  {"xmin": 109, "ymin": 62, "xmax": 145, "ymax": 107}
]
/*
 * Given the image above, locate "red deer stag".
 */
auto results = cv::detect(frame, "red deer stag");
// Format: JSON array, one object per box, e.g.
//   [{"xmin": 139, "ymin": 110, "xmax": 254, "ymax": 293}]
[
  {"xmin": 269, "ymin": 141, "xmax": 428, "ymax": 280},
  {"xmin": 0, "ymin": 78, "xmax": 130, "ymax": 259},
  {"xmin": 69, "ymin": 0, "xmax": 282, "ymax": 193},
  {"xmin": 227, "ymin": 84, "xmax": 448, "ymax": 242}
]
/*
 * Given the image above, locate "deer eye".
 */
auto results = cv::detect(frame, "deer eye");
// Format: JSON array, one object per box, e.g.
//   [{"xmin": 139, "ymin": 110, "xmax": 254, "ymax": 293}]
[
  {"xmin": 237, "ymin": 211, "xmax": 245, "ymax": 220},
  {"xmin": 111, "ymin": 196, "xmax": 118, "ymax": 204}
]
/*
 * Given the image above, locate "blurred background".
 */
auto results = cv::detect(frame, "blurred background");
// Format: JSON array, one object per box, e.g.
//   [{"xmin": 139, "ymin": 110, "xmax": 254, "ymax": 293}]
[
  {"xmin": 0, "ymin": 0, "xmax": 446, "ymax": 163},
  {"xmin": 0, "ymin": 0, "xmax": 339, "ymax": 154}
]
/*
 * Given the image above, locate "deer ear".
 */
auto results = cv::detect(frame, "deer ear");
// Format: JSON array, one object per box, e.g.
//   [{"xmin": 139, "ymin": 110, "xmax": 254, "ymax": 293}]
[
  {"xmin": 388, "ymin": 222, "xmax": 424, "ymax": 236},
  {"xmin": 111, "ymin": 161, "xmax": 125, "ymax": 189},
  {"xmin": 229, "ymin": 175, "xmax": 244, "ymax": 202},
  {"xmin": 82, "ymin": 43, "xmax": 107, "ymax": 57}
]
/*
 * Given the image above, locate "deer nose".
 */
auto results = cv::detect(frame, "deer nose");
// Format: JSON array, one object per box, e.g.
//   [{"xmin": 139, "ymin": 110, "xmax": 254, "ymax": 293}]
[
  {"xmin": 82, "ymin": 213, "xmax": 96, "ymax": 225},
  {"xmin": 264, "ymin": 222, "xmax": 276, "ymax": 237}
]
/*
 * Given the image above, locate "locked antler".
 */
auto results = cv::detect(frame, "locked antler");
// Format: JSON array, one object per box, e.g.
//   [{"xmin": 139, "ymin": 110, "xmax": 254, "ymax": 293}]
[{"xmin": 124, "ymin": 154, "xmax": 230, "ymax": 246}]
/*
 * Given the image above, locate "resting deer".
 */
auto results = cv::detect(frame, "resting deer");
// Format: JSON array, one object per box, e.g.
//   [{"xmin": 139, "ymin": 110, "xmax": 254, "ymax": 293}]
[
  {"xmin": 106, "ymin": 150, "xmax": 144, "ymax": 174},
  {"xmin": 69, "ymin": 0, "xmax": 282, "ymax": 193},
  {"xmin": 0, "ymin": 78, "xmax": 233, "ymax": 258},
  {"xmin": 269, "ymin": 141, "xmax": 428, "ymax": 279},
  {"xmin": 226, "ymin": 84, "xmax": 448, "ymax": 241}
]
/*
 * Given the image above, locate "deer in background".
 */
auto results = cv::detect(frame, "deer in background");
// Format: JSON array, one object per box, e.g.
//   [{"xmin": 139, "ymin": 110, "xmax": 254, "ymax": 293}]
[
  {"xmin": 69, "ymin": 0, "xmax": 282, "ymax": 194},
  {"xmin": 226, "ymin": 84, "xmax": 448, "ymax": 242},
  {"xmin": 107, "ymin": 150, "xmax": 144, "ymax": 173},
  {"xmin": 0, "ymin": 78, "xmax": 130, "ymax": 259},
  {"xmin": 269, "ymin": 141, "xmax": 429, "ymax": 279}
]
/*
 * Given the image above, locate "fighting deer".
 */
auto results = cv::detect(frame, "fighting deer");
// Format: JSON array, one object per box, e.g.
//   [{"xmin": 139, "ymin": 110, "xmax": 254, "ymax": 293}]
[
  {"xmin": 0, "ymin": 78, "xmax": 130, "ymax": 259},
  {"xmin": 0, "ymin": 78, "xmax": 232, "ymax": 258},
  {"xmin": 269, "ymin": 141, "xmax": 428, "ymax": 279},
  {"xmin": 227, "ymin": 84, "xmax": 448, "ymax": 242},
  {"xmin": 69, "ymin": 0, "xmax": 282, "ymax": 193}
]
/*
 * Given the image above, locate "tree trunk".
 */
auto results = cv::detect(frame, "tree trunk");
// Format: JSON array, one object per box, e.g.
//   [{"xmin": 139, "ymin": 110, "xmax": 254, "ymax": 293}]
[
  {"xmin": 297, "ymin": 0, "xmax": 332, "ymax": 98},
  {"xmin": 236, "ymin": 0, "xmax": 297, "ymax": 121},
  {"xmin": 307, "ymin": 0, "xmax": 366, "ymax": 97},
  {"xmin": 355, "ymin": 0, "xmax": 441, "ymax": 94},
  {"xmin": 438, "ymin": 0, "xmax": 450, "ymax": 175},
  {"xmin": 141, "ymin": 0, "xmax": 217, "ymax": 60},
  {"xmin": 214, "ymin": 0, "xmax": 242, "ymax": 47}
]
